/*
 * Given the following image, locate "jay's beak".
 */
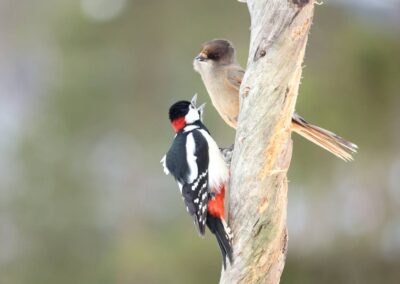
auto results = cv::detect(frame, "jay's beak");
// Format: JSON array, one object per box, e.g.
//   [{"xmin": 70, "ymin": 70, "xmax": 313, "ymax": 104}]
[{"xmin": 195, "ymin": 52, "xmax": 208, "ymax": 62}]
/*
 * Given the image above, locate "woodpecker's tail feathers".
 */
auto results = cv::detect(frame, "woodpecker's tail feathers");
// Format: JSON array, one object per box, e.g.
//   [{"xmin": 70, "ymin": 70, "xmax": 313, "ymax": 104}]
[
  {"xmin": 206, "ymin": 214, "xmax": 233, "ymax": 269},
  {"xmin": 291, "ymin": 113, "xmax": 358, "ymax": 162},
  {"xmin": 193, "ymin": 215, "xmax": 206, "ymax": 237}
]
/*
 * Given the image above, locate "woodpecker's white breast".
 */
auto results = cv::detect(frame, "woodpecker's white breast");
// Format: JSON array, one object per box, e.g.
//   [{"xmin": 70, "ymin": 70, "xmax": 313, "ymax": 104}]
[{"xmin": 198, "ymin": 129, "xmax": 229, "ymax": 191}]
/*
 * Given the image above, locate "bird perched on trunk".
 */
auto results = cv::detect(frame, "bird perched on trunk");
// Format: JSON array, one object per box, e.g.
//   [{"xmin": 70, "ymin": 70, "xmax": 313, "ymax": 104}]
[
  {"xmin": 161, "ymin": 95, "xmax": 233, "ymax": 268},
  {"xmin": 193, "ymin": 39, "xmax": 358, "ymax": 161}
]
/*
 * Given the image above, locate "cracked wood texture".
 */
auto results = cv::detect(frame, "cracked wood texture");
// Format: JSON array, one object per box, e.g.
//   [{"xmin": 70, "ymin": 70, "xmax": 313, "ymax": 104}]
[{"xmin": 220, "ymin": 1, "xmax": 314, "ymax": 283}]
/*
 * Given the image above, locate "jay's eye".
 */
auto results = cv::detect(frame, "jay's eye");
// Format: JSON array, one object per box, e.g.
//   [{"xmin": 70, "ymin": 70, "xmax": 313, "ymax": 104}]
[{"xmin": 208, "ymin": 53, "xmax": 220, "ymax": 60}]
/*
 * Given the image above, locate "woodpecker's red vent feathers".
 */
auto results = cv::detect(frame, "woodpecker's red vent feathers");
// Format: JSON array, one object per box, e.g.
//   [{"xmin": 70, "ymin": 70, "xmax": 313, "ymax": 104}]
[{"xmin": 208, "ymin": 186, "xmax": 225, "ymax": 219}]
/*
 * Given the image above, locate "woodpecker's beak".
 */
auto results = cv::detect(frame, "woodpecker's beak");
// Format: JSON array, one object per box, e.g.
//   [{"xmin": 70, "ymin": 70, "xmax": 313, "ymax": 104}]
[
  {"xmin": 197, "ymin": 102, "xmax": 206, "ymax": 121},
  {"xmin": 197, "ymin": 102, "xmax": 206, "ymax": 112},
  {"xmin": 197, "ymin": 102, "xmax": 206, "ymax": 114},
  {"xmin": 191, "ymin": 94, "xmax": 198, "ymax": 107},
  {"xmin": 195, "ymin": 52, "xmax": 208, "ymax": 62}
]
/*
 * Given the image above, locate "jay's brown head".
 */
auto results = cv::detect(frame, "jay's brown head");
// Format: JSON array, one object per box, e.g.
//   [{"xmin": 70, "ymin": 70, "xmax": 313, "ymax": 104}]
[{"xmin": 195, "ymin": 39, "xmax": 235, "ymax": 65}]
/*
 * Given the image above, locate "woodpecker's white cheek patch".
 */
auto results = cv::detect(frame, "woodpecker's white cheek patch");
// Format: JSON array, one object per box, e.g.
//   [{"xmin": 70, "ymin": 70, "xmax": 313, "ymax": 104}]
[
  {"xmin": 185, "ymin": 107, "xmax": 200, "ymax": 124},
  {"xmin": 185, "ymin": 133, "xmax": 198, "ymax": 183}
]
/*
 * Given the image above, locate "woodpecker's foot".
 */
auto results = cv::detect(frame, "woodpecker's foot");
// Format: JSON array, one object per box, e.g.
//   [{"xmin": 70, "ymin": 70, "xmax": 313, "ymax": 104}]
[{"xmin": 220, "ymin": 144, "xmax": 234, "ymax": 165}]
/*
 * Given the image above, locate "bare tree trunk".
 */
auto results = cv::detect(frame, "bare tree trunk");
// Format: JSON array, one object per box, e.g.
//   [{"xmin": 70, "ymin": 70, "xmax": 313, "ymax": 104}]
[{"xmin": 220, "ymin": 1, "xmax": 314, "ymax": 283}]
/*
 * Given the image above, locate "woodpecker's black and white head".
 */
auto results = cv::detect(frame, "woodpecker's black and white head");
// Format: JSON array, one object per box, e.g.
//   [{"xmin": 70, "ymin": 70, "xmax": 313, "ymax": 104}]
[{"xmin": 169, "ymin": 94, "xmax": 206, "ymax": 132}]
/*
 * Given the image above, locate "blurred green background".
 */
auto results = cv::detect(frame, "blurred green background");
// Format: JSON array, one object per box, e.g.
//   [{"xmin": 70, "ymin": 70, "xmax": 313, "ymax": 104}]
[{"xmin": 1, "ymin": 0, "xmax": 400, "ymax": 283}]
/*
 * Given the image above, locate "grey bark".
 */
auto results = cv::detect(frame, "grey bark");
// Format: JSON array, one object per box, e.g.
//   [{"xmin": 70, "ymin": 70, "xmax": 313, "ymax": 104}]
[{"xmin": 220, "ymin": 1, "xmax": 314, "ymax": 283}]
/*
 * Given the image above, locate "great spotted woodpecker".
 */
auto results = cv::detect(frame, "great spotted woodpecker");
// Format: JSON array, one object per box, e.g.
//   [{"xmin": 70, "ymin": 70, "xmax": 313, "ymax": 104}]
[{"xmin": 161, "ymin": 95, "xmax": 233, "ymax": 267}]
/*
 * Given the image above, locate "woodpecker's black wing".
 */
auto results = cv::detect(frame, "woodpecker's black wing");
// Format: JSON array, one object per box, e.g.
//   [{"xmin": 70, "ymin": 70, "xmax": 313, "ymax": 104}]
[
  {"xmin": 165, "ymin": 132, "xmax": 190, "ymax": 183},
  {"xmin": 166, "ymin": 129, "xmax": 210, "ymax": 236}
]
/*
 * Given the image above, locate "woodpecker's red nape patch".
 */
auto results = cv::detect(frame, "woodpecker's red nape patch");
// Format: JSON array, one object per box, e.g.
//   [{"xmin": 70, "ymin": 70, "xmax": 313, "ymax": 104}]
[
  {"xmin": 208, "ymin": 186, "xmax": 225, "ymax": 218},
  {"xmin": 171, "ymin": 117, "xmax": 186, "ymax": 132}
]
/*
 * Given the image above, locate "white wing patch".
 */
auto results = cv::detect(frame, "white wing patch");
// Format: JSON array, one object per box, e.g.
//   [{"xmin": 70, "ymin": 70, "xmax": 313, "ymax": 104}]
[
  {"xmin": 160, "ymin": 155, "xmax": 169, "ymax": 175},
  {"xmin": 185, "ymin": 133, "xmax": 198, "ymax": 183},
  {"xmin": 198, "ymin": 129, "xmax": 229, "ymax": 191}
]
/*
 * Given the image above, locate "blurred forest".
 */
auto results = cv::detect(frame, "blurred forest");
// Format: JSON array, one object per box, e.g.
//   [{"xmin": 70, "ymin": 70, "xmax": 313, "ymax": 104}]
[{"xmin": 0, "ymin": 0, "xmax": 400, "ymax": 283}]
